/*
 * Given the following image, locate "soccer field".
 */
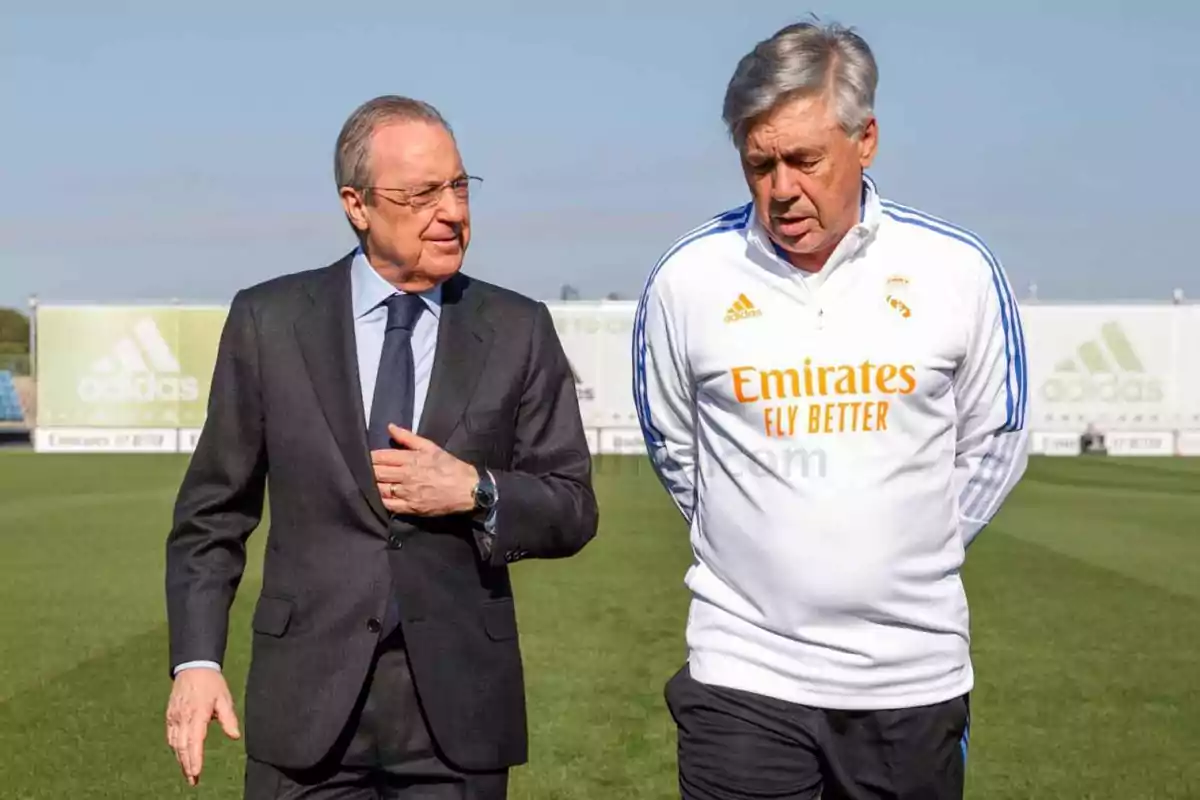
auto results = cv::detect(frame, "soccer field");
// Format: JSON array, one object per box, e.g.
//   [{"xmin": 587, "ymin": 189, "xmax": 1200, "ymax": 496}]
[{"xmin": 0, "ymin": 452, "xmax": 1197, "ymax": 799}]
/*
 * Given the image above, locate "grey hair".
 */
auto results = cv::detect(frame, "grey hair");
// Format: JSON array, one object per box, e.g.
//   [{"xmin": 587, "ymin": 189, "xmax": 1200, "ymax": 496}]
[
  {"xmin": 722, "ymin": 18, "xmax": 878, "ymax": 150},
  {"xmin": 334, "ymin": 95, "xmax": 453, "ymax": 190}
]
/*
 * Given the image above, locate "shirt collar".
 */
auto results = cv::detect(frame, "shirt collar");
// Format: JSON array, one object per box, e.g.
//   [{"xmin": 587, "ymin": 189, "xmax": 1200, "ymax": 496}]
[
  {"xmin": 860, "ymin": 172, "xmax": 883, "ymax": 232},
  {"xmin": 350, "ymin": 247, "xmax": 443, "ymax": 320},
  {"xmin": 746, "ymin": 174, "xmax": 883, "ymax": 268}
]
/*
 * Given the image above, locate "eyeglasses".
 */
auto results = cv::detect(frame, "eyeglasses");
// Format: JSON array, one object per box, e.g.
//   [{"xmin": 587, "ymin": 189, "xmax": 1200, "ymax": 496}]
[{"xmin": 359, "ymin": 175, "xmax": 482, "ymax": 210}]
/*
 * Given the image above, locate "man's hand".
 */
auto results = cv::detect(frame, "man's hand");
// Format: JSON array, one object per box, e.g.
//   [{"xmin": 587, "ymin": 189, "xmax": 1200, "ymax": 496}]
[
  {"xmin": 372, "ymin": 424, "xmax": 477, "ymax": 517},
  {"xmin": 165, "ymin": 668, "xmax": 241, "ymax": 786}
]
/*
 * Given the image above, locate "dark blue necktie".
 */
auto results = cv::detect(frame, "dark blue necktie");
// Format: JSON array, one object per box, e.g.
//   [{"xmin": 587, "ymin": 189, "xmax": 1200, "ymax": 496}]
[{"xmin": 367, "ymin": 293, "xmax": 426, "ymax": 450}]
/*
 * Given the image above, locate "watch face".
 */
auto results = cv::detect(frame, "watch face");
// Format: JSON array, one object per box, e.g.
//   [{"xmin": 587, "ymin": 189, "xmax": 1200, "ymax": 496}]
[{"xmin": 475, "ymin": 472, "xmax": 497, "ymax": 508}]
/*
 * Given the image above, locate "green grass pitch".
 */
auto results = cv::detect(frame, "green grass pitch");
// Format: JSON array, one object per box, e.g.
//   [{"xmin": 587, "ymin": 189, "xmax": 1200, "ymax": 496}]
[{"xmin": 0, "ymin": 451, "xmax": 1197, "ymax": 798}]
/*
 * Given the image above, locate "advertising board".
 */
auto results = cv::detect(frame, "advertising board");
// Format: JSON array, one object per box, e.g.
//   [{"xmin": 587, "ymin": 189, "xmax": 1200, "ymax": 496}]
[
  {"xmin": 29, "ymin": 300, "xmax": 1200, "ymax": 456},
  {"xmin": 34, "ymin": 306, "xmax": 226, "ymax": 451},
  {"xmin": 546, "ymin": 302, "xmax": 640, "ymax": 432},
  {"xmin": 1022, "ymin": 305, "xmax": 1182, "ymax": 432}
]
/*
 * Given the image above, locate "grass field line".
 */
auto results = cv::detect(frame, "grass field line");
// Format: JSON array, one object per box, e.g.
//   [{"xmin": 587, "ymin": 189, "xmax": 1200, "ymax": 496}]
[
  {"xmin": 1081, "ymin": 456, "xmax": 1200, "ymax": 474},
  {"xmin": 1023, "ymin": 477, "xmax": 1200, "ymax": 502},
  {"xmin": 0, "ymin": 574, "xmax": 261, "ymax": 707},
  {"xmin": 0, "ymin": 623, "xmax": 178, "ymax": 728},
  {"xmin": 994, "ymin": 524, "xmax": 1200, "ymax": 605},
  {"xmin": 0, "ymin": 623, "xmax": 174, "ymax": 706},
  {"xmin": 0, "ymin": 487, "xmax": 177, "ymax": 524}
]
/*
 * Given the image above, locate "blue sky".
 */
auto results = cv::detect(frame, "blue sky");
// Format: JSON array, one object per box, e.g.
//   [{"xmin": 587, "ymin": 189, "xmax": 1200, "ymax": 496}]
[{"xmin": 2, "ymin": 1, "xmax": 1197, "ymax": 311}]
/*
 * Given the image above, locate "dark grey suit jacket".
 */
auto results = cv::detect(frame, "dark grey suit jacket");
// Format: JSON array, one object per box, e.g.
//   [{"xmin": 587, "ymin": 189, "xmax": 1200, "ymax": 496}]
[{"xmin": 165, "ymin": 252, "xmax": 598, "ymax": 773}]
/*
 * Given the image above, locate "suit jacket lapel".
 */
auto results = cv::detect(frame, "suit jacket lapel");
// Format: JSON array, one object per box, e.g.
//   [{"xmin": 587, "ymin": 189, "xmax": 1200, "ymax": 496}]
[
  {"xmin": 294, "ymin": 256, "xmax": 390, "ymax": 526},
  {"xmin": 418, "ymin": 273, "xmax": 495, "ymax": 447}
]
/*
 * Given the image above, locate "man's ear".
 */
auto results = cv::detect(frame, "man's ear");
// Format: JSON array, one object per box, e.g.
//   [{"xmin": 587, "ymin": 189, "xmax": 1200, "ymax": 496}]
[
  {"xmin": 339, "ymin": 187, "xmax": 370, "ymax": 235},
  {"xmin": 857, "ymin": 117, "xmax": 879, "ymax": 168}
]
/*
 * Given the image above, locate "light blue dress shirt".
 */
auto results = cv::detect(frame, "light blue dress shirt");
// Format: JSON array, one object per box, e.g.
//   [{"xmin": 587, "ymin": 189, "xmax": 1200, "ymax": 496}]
[
  {"xmin": 349, "ymin": 249, "xmax": 442, "ymax": 429},
  {"xmin": 174, "ymin": 250, "xmax": 495, "ymax": 676}
]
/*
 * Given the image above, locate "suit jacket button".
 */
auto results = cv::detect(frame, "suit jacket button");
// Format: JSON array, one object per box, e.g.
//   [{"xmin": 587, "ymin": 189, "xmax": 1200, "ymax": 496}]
[
  {"xmin": 389, "ymin": 534, "xmax": 403, "ymax": 549},
  {"xmin": 367, "ymin": 618, "xmax": 382, "ymax": 633}
]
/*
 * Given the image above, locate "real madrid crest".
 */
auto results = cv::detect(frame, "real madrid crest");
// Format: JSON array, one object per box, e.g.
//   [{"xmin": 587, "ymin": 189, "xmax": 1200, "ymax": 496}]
[{"xmin": 884, "ymin": 274, "xmax": 912, "ymax": 319}]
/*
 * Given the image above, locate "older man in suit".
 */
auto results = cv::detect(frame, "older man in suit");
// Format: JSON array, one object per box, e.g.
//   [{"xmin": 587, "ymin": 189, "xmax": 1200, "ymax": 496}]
[{"xmin": 163, "ymin": 95, "xmax": 598, "ymax": 800}]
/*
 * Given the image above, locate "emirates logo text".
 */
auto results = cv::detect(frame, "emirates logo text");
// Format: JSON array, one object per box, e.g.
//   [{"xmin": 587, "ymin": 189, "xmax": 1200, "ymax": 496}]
[{"xmin": 730, "ymin": 359, "xmax": 917, "ymax": 436}]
